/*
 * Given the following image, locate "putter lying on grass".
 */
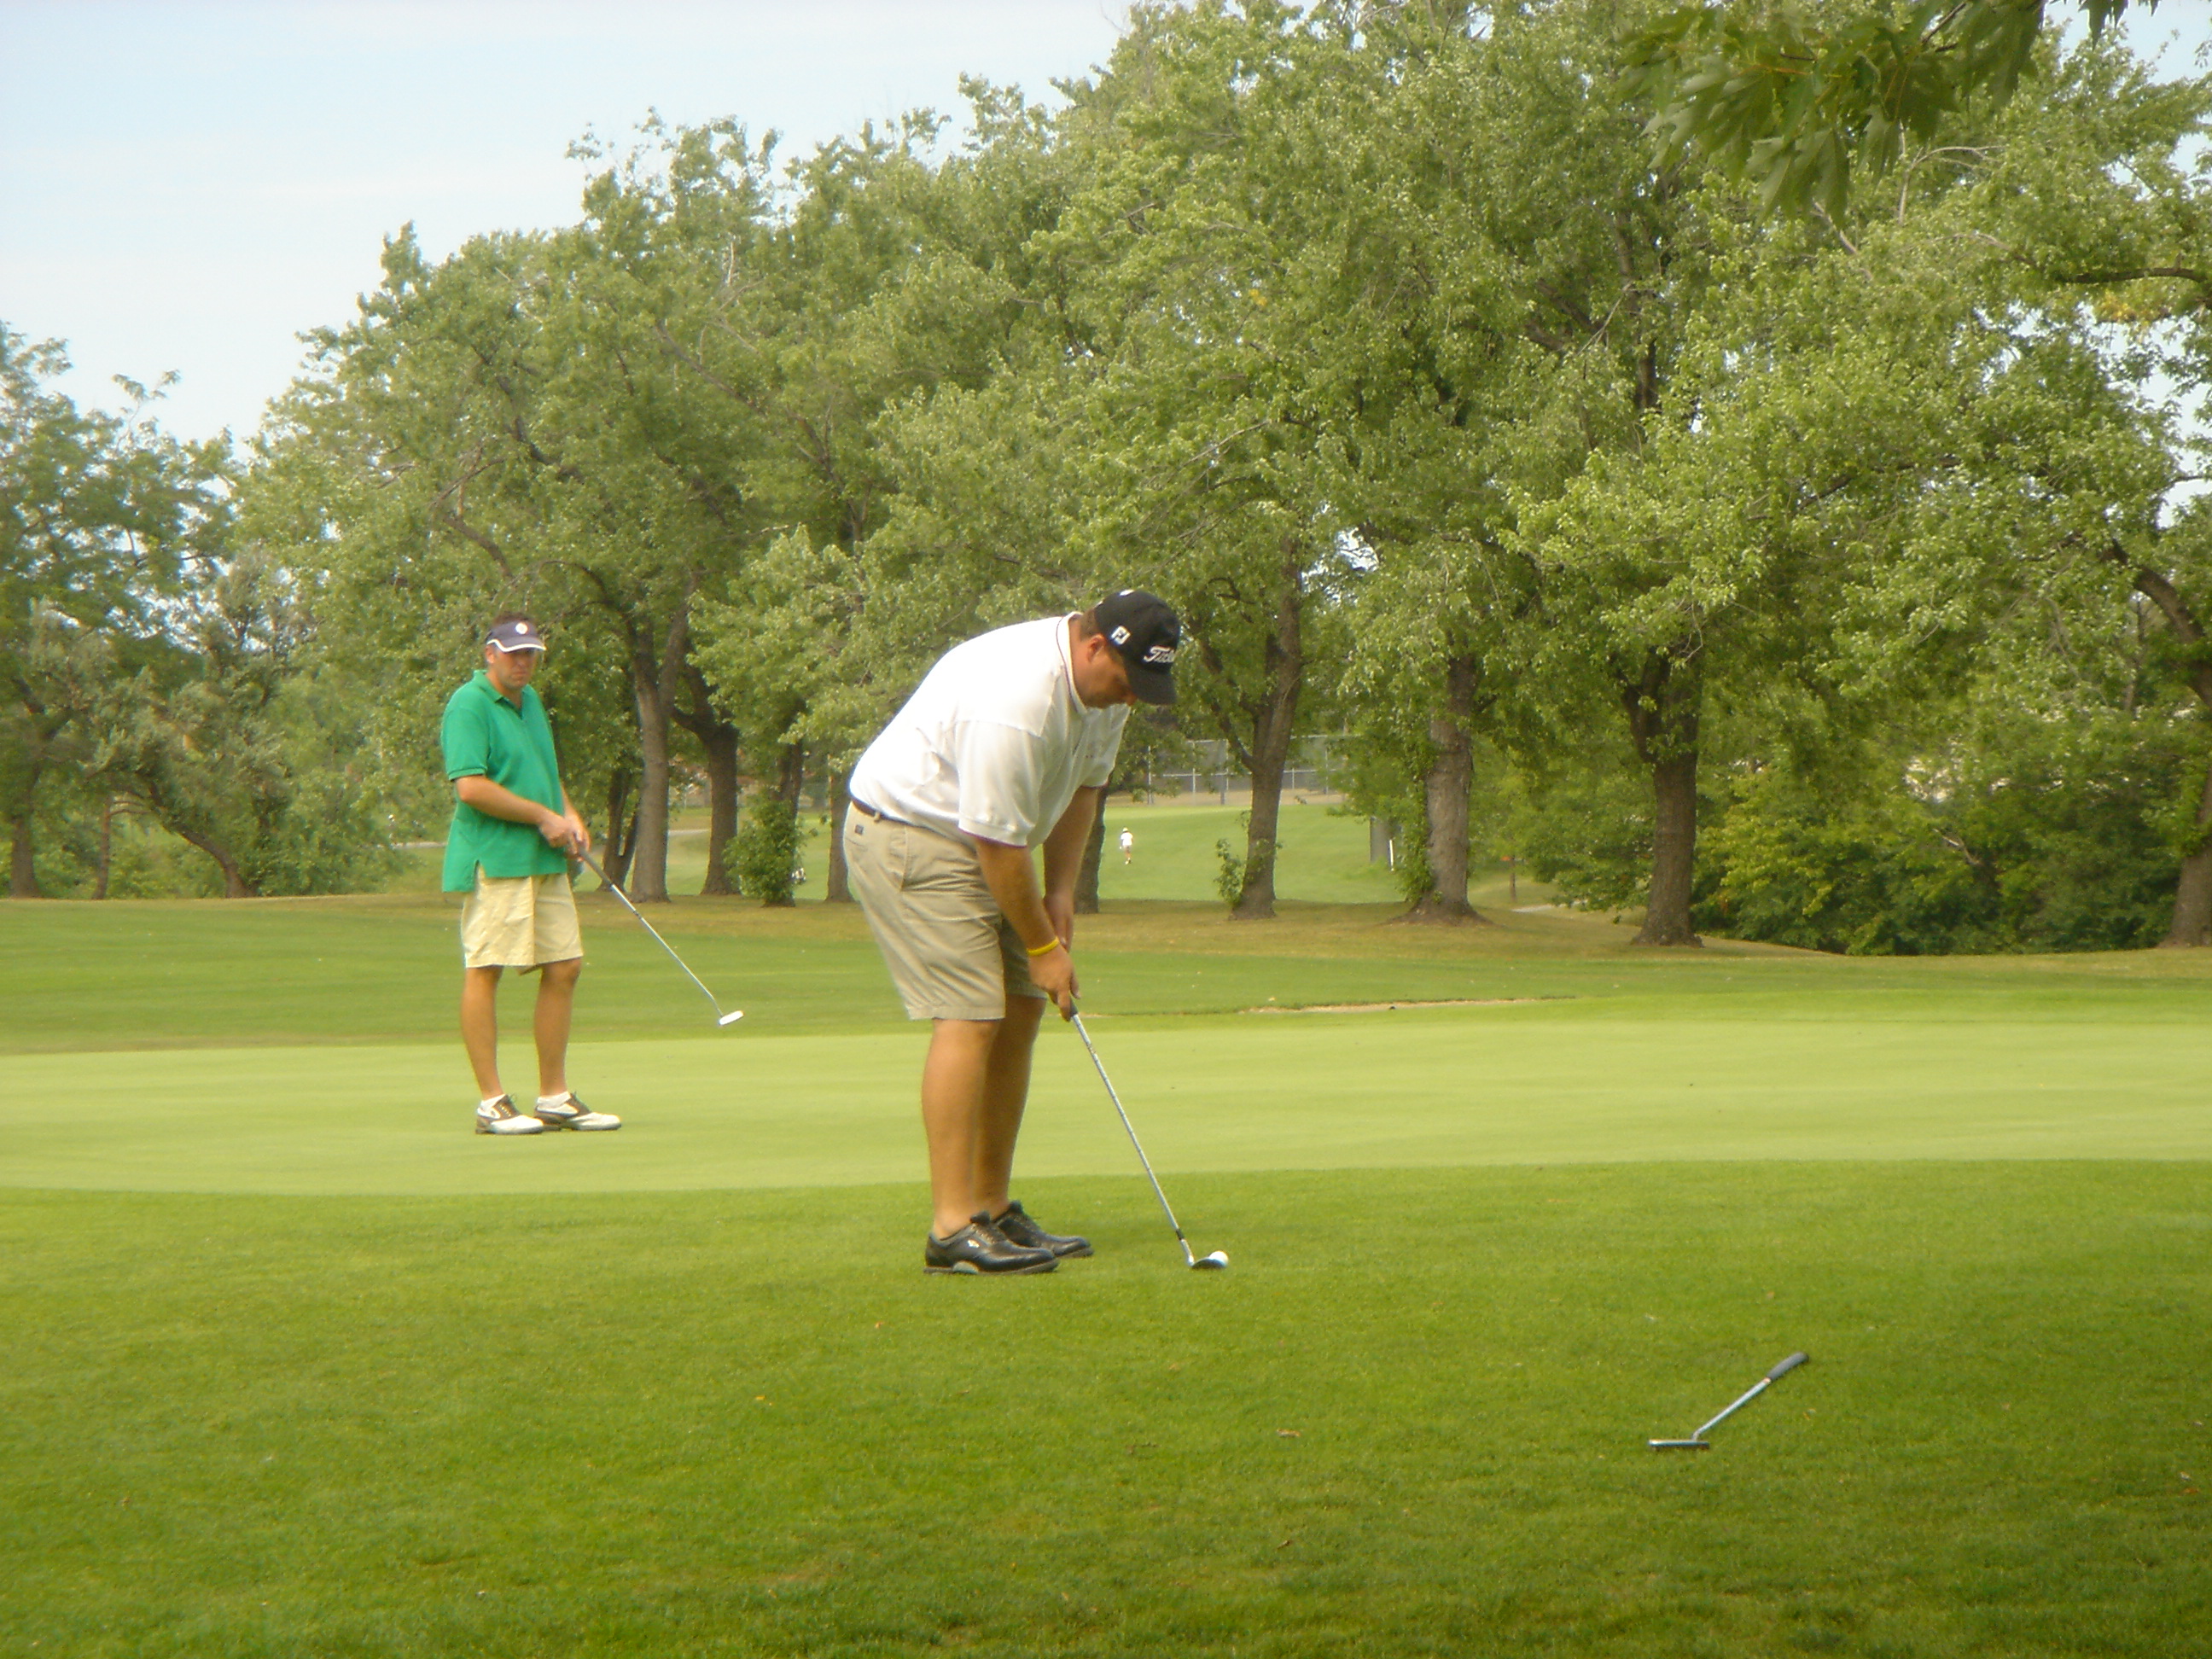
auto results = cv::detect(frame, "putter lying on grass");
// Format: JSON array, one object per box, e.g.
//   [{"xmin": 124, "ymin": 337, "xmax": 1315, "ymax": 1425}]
[
  {"xmin": 573, "ymin": 848, "xmax": 744, "ymax": 1027},
  {"xmin": 1650, "ymin": 1351, "xmax": 1808, "ymax": 1449},
  {"xmin": 1069, "ymin": 1010, "xmax": 1228, "ymax": 1270}
]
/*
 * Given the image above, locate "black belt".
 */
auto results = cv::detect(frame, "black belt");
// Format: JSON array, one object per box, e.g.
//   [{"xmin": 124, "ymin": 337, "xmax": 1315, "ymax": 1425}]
[{"xmin": 849, "ymin": 797, "xmax": 912, "ymax": 828}]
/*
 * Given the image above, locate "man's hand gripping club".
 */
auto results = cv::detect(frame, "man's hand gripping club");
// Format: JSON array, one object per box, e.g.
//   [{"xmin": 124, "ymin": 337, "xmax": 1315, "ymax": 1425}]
[
  {"xmin": 455, "ymin": 775, "xmax": 592, "ymax": 857},
  {"xmin": 970, "ymin": 783, "xmax": 1102, "ymax": 1018}
]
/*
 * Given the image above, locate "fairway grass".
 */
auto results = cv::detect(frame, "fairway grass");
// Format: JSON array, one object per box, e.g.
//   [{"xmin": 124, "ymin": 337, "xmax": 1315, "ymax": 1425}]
[
  {"xmin": 4, "ymin": 1166, "xmax": 2206, "ymax": 1657},
  {"xmin": 10, "ymin": 893, "xmax": 2212, "ymax": 1053},
  {"xmin": 4, "ymin": 894, "xmax": 2209, "ymax": 1654}
]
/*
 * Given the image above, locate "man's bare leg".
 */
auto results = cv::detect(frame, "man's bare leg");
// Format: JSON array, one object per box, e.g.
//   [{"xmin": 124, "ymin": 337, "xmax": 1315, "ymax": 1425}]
[
  {"xmin": 462, "ymin": 965, "xmax": 505, "ymax": 1097},
  {"xmin": 974, "ymin": 992, "xmax": 1046, "ymax": 1220},
  {"xmin": 923, "ymin": 1018, "xmax": 1000, "ymax": 1237},
  {"xmin": 533, "ymin": 956, "xmax": 581, "ymax": 1097}
]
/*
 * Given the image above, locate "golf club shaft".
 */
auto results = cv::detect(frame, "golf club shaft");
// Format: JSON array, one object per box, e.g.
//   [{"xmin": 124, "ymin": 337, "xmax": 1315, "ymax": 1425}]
[
  {"xmin": 1070, "ymin": 1011, "xmax": 1196, "ymax": 1266},
  {"xmin": 573, "ymin": 848, "xmax": 725, "ymax": 1016},
  {"xmin": 1692, "ymin": 1377, "xmax": 1772, "ymax": 1441}
]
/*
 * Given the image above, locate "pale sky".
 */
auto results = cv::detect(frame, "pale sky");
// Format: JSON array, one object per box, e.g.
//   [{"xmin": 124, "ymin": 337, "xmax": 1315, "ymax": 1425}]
[
  {"xmin": 2, "ymin": 0, "xmax": 2206, "ymax": 446},
  {"xmin": 0, "ymin": 1, "xmax": 1131, "ymax": 442}
]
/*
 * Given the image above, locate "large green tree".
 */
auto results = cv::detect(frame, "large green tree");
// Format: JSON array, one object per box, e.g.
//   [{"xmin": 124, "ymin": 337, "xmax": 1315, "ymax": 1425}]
[
  {"xmin": 262, "ymin": 122, "xmax": 777, "ymax": 901},
  {"xmin": 0, "ymin": 330, "xmax": 228, "ymax": 896},
  {"xmin": 1045, "ymin": 2, "xmax": 1424, "ymax": 918}
]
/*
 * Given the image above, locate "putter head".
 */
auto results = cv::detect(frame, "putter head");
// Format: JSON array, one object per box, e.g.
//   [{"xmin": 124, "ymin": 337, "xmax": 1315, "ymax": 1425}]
[
  {"xmin": 717, "ymin": 1010, "xmax": 745, "ymax": 1026},
  {"xmin": 1192, "ymin": 1250, "xmax": 1230, "ymax": 1271},
  {"xmin": 1648, "ymin": 1438, "xmax": 1710, "ymax": 1451}
]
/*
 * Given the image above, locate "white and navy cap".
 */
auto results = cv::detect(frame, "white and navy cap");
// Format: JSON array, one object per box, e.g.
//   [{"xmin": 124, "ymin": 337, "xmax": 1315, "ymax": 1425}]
[
  {"xmin": 486, "ymin": 616, "xmax": 547, "ymax": 653},
  {"xmin": 1095, "ymin": 589, "xmax": 1179, "ymax": 706}
]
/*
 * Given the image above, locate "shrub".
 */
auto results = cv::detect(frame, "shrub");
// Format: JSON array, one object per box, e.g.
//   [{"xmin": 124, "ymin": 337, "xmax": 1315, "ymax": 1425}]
[{"xmin": 732, "ymin": 797, "xmax": 800, "ymax": 906}]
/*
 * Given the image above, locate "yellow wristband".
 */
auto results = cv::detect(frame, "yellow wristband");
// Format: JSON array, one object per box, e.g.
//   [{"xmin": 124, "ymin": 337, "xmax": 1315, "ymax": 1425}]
[{"xmin": 1025, "ymin": 936, "xmax": 1061, "ymax": 957}]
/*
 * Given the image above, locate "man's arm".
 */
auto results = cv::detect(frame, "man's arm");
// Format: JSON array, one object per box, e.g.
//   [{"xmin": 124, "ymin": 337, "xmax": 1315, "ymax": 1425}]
[
  {"xmin": 455, "ymin": 775, "xmax": 590, "ymax": 853},
  {"xmin": 973, "ymin": 836, "xmax": 1077, "ymax": 1016},
  {"xmin": 1039, "ymin": 784, "xmax": 1103, "ymax": 945}
]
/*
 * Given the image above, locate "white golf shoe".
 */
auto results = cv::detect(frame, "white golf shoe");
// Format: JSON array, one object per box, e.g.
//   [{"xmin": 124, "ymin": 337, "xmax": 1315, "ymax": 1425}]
[
  {"xmin": 474, "ymin": 1096, "xmax": 545, "ymax": 1136},
  {"xmin": 533, "ymin": 1093, "xmax": 621, "ymax": 1132}
]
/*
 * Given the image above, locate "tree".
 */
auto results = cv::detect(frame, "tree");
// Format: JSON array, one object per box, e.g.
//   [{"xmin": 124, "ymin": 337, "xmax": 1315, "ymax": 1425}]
[
  {"xmin": 0, "ymin": 329, "xmax": 227, "ymax": 895},
  {"xmin": 692, "ymin": 85, "xmax": 1103, "ymax": 901},
  {"xmin": 1532, "ymin": 21, "xmax": 2198, "ymax": 949},
  {"xmin": 1049, "ymin": 1, "xmax": 1417, "ymax": 918},
  {"xmin": 1624, "ymin": 0, "xmax": 2143, "ymax": 216},
  {"xmin": 95, "ymin": 550, "xmax": 399, "ymax": 897},
  {"xmin": 263, "ymin": 121, "xmax": 777, "ymax": 901}
]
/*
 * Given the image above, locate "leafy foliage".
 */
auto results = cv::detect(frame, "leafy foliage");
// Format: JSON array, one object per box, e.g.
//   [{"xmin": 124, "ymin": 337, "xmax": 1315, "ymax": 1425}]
[{"xmin": 1623, "ymin": 0, "xmax": 2141, "ymax": 215}]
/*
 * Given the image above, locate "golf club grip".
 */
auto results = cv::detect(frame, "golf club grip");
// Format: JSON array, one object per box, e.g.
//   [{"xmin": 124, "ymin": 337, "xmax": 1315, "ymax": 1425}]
[{"xmin": 1767, "ymin": 1352, "xmax": 1809, "ymax": 1381}]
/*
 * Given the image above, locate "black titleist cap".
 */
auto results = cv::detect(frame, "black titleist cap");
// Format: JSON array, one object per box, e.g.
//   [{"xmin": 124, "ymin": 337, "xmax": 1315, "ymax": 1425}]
[
  {"xmin": 1096, "ymin": 589, "xmax": 1179, "ymax": 706},
  {"xmin": 486, "ymin": 616, "xmax": 546, "ymax": 653}
]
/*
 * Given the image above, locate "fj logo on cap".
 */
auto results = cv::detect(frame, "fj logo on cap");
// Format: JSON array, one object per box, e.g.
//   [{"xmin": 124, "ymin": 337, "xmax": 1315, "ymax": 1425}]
[{"xmin": 1110, "ymin": 626, "xmax": 1132, "ymax": 645}]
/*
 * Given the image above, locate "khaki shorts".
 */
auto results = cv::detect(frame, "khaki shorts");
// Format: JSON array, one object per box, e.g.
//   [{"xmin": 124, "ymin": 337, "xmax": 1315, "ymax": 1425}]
[
  {"xmin": 843, "ymin": 806, "xmax": 1042, "ymax": 1021},
  {"xmin": 460, "ymin": 870, "xmax": 583, "ymax": 969}
]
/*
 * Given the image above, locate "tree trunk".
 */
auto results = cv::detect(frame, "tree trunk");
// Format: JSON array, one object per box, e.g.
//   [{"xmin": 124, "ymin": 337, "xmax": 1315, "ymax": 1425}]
[
  {"xmin": 697, "ymin": 723, "xmax": 740, "ymax": 897},
  {"xmin": 1621, "ymin": 649, "xmax": 1703, "ymax": 947},
  {"xmin": 624, "ymin": 607, "xmax": 690, "ymax": 904},
  {"xmin": 9, "ymin": 811, "xmax": 38, "ymax": 898},
  {"xmin": 1640, "ymin": 748, "xmax": 1700, "ymax": 946},
  {"xmin": 614, "ymin": 798, "xmax": 640, "ymax": 887},
  {"xmin": 825, "ymin": 770, "xmax": 852, "ymax": 904},
  {"xmin": 629, "ymin": 662, "xmax": 674, "ymax": 903},
  {"xmin": 603, "ymin": 766, "xmax": 637, "ymax": 886},
  {"xmin": 172, "ymin": 823, "xmax": 259, "ymax": 899},
  {"xmin": 95, "ymin": 797, "xmax": 113, "ymax": 900},
  {"xmin": 677, "ymin": 662, "xmax": 740, "ymax": 896},
  {"xmin": 1232, "ymin": 551, "xmax": 1305, "ymax": 920},
  {"xmin": 1075, "ymin": 787, "xmax": 1109, "ymax": 915},
  {"xmin": 2161, "ymin": 755, "xmax": 2212, "ymax": 946},
  {"xmin": 2127, "ymin": 566, "xmax": 2212, "ymax": 944},
  {"xmin": 1406, "ymin": 652, "xmax": 1487, "ymax": 924},
  {"xmin": 2121, "ymin": 562, "xmax": 2212, "ymax": 944}
]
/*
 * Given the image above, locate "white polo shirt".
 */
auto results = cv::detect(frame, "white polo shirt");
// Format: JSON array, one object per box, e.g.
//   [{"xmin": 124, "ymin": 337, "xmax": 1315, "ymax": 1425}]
[{"xmin": 850, "ymin": 615, "xmax": 1129, "ymax": 847}]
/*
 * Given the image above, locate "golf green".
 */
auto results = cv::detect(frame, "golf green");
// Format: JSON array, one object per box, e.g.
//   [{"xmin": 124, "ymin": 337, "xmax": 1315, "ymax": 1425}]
[{"xmin": 3, "ymin": 1010, "xmax": 2207, "ymax": 1194}]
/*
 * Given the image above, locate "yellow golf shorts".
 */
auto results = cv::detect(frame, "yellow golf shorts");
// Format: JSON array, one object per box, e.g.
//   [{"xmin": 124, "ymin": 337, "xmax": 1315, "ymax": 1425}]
[{"xmin": 459, "ymin": 870, "xmax": 583, "ymax": 969}]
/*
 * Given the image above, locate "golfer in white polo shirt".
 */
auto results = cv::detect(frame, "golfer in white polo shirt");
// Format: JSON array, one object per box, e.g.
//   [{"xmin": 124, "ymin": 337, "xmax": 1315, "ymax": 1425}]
[{"xmin": 845, "ymin": 591, "xmax": 1180, "ymax": 1274}]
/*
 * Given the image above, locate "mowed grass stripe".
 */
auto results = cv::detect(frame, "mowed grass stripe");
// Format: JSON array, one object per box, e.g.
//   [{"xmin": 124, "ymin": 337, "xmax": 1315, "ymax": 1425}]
[
  {"xmin": 5, "ymin": 1010, "xmax": 2207, "ymax": 1194},
  {"xmin": 2, "ymin": 1165, "xmax": 2204, "ymax": 1657},
  {"xmin": 15, "ymin": 896, "xmax": 2212, "ymax": 1054}
]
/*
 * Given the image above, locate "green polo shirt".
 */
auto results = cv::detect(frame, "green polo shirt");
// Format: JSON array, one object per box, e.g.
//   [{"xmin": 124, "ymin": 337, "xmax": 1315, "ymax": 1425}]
[{"xmin": 440, "ymin": 670, "xmax": 570, "ymax": 892}]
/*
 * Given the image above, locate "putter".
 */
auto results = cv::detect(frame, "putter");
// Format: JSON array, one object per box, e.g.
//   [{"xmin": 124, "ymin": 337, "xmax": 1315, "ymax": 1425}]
[
  {"xmin": 573, "ymin": 848, "xmax": 744, "ymax": 1027},
  {"xmin": 1069, "ymin": 1010, "xmax": 1228, "ymax": 1270},
  {"xmin": 1650, "ymin": 1351, "xmax": 1808, "ymax": 1449}
]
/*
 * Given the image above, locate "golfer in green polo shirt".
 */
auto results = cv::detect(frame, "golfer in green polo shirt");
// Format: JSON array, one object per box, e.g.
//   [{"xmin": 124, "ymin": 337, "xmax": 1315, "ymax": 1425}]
[{"xmin": 441, "ymin": 614, "xmax": 620, "ymax": 1137}]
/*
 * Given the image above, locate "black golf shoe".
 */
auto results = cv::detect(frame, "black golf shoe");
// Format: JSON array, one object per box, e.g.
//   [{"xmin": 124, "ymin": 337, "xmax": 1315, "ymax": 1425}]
[
  {"xmin": 924, "ymin": 1212, "xmax": 1058, "ymax": 1275},
  {"xmin": 992, "ymin": 1200, "xmax": 1092, "ymax": 1259}
]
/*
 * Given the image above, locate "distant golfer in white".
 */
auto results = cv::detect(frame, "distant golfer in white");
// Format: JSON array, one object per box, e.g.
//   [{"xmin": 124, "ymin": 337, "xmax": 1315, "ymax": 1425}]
[
  {"xmin": 845, "ymin": 591, "xmax": 1180, "ymax": 1274},
  {"xmin": 1119, "ymin": 826, "xmax": 1135, "ymax": 864}
]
